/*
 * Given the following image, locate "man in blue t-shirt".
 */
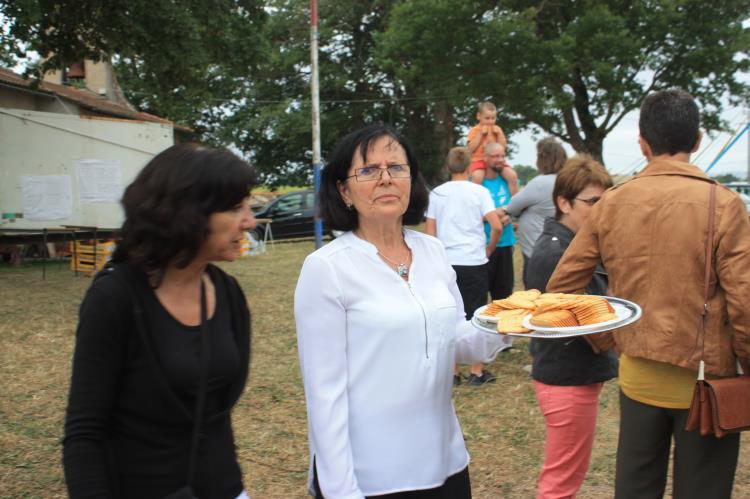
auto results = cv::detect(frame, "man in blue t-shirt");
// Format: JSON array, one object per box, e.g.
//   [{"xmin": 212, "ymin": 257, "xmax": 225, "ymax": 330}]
[{"xmin": 482, "ymin": 142, "xmax": 518, "ymax": 300}]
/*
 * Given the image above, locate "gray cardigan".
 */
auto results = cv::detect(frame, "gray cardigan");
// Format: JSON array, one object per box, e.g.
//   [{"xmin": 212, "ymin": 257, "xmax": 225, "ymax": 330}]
[{"xmin": 504, "ymin": 173, "xmax": 557, "ymax": 257}]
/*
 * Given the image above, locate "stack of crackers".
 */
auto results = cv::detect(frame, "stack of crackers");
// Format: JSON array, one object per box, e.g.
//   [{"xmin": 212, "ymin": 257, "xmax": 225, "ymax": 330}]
[{"xmin": 479, "ymin": 289, "xmax": 617, "ymax": 334}]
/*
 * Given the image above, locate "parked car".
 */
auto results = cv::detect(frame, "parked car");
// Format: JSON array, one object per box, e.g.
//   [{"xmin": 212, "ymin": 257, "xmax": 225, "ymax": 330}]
[
  {"xmin": 739, "ymin": 193, "xmax": 750, "ymax": 215},
  {"xmin": 252, "ymin": 189, "xmax": 330, "ymax": 240},
  {"xmin": 720, "ymin": 182, "xmax": 750, "ymax": 215},
  {"xmin": 725, "ymin": 181, "xmax": 750, "ymax": 196}
]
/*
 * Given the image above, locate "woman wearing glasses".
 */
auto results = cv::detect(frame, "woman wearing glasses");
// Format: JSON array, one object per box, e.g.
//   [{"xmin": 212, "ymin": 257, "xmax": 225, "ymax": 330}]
[
  {"xmin": 525, "ymin": 155, "xmax": 618, "ymax": 499},
  {"xmin": 294, "ymin": 124, "xmax": 508, "ymax": 498}
]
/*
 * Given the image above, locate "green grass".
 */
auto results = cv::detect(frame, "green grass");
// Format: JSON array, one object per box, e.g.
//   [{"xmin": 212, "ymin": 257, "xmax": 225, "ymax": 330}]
[{"xmin": 1, "ymin": 241, "xmax": 749, "ymax": 498}]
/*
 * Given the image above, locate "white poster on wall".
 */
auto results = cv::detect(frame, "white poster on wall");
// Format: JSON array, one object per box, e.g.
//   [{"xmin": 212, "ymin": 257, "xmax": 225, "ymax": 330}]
[
  {"xmin": 76, "ymin": 159, "xmax": 123, "ymax": 203},
  {"xmin": 21, "ymin": 175, "xmax": 73, "ymax": 220}
]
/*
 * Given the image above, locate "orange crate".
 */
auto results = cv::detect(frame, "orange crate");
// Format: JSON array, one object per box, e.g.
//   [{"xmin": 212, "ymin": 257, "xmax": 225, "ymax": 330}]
[{"xmin": 69, "ymin": 240, "xmax": 116, "ymax": 274}]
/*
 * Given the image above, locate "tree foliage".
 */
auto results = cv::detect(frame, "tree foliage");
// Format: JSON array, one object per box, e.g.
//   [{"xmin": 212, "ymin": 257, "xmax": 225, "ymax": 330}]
[
  {"xmin": 217, "ymin": 0, "xmax": 464, "ymax": 185},
  {"xmin": 112, "ymin": 1, "xmax": 267, "ymax": 141},
  {"xmin": 378, "ymin": 0, "xmax": 750, "ymax": 164},
  {"xmin": 514, "ymin": 165, "xmax": 540, "ymax": 186},
  {"xmin": 3, "ymin": 0, "xmax": 748, "ymax": 183},
  {"xmin": 2, "ymin": 1, "xmax": 266, "ymax": 75},
  {"xmin": 712, "ymin": 173, "xmax": 742, "ymax": 184},
  {"xmin": 217, "ymin": 0, "xmax": 402, "ymax": 186},
  {"xmin": 1, "ymin": 0, "xmax": 267, "ymax": 141}
]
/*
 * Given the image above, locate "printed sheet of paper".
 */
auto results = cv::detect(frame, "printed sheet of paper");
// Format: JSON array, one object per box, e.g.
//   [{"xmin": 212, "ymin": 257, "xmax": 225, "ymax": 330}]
[
  {"xmin": 21, "ymin": 175, "xmax": 73, "ymax": 220},
  {"xmin": 76, "ymin": 159, "xmax": 123, "ymax": 203}
]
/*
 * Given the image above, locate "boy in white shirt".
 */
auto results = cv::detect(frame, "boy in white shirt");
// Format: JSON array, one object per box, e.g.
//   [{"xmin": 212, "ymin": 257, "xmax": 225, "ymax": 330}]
[{"xmin": 426, "ymin": 146, "xmax": 508, "ymax": 385}]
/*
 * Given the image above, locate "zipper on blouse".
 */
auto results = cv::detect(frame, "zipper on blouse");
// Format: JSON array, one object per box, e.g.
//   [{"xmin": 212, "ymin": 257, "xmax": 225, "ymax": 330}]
[{"xmin": 406, "ymin": 280, "xmax": 429, "ymax": 359}]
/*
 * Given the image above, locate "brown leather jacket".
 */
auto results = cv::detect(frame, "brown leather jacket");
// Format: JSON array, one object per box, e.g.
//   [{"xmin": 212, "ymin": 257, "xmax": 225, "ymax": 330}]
[{"xmin": 547, "ymin": 159, "xmax": 750, "ymax": 377}]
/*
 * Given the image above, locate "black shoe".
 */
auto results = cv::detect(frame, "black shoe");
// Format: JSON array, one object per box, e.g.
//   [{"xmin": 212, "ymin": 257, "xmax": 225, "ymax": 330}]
[
  {"xmin": 467, "ymin": 369, "xmax": 497, "ymax": 386},
  {"xmin": 453, "ymin": 374, "xmax": 462, "ymax": 386}
]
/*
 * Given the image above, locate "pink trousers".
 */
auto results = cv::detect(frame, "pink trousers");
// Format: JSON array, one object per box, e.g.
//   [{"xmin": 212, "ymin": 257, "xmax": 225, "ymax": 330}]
[{"xmin": 534, "ymin": 381, "xmax": 603, "ymax": 499}]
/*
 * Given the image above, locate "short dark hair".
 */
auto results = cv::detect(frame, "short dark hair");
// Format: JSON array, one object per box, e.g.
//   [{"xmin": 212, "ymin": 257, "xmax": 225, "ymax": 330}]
[
  {"xmin": 536, "ymin": 136, "xmax": 567, "ymax": 174},
  {"xmin": 113, "ymin": 143, "xmax": 257, "ymax": 281},
  {"xmin": 639, "ymin": 89, "xmax": 700, "ymax": 156},
  {"xmin": 445, "ymin": 146, "xmax": 471, "ymax": 174},
  {"xmin": 319, "ymin": 124, "xmax": 429, "ymax": 231},
  {"xmin": 553, "ymin": 155, "xmax": 613, "ymax": 219}
]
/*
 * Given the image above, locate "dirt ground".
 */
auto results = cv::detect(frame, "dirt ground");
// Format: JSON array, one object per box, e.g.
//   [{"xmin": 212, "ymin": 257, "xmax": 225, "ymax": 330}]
[{"xmin": 1, "ymin": 241, "xmax": 748, "ymax": 498}]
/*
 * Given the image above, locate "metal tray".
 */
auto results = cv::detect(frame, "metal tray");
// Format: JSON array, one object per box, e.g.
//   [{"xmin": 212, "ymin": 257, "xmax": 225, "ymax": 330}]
[{"xmin": 472, "ymin": 296, "xmax": 642, "ymax": 339}]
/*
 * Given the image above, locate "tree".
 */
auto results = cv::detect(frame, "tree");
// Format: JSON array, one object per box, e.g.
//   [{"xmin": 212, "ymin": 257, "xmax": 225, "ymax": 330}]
[
  {"xmin": 712, "ymin": 173, "xmax": 741, "ymax": 184},
  {"xmin": 514, "ymin": 165, "xmax": 539, "ymax": 186},
  {"xmin": 9, "ymin": 1, "xmax": 746, "ymax": 185},
  {"xmin": 213, "ymin": 0, "xmax": 402, "ymax": 186},
  {"xmin": 377, "ymin": 0, "xmax": 750, "ymax": 165},
  {"xmin": 218, "ymin": 0, "xmax": 459, "ymax": 186},
  {"xmin": 375, "ymin": 1, "xmax": 529, "ymax": 175},
  {"xmin": 1, "ymin": 0, "xmax": 267, "ymax": 140},
  {"xmin": 3, "ymin": 0, "xmax": 422, "ymax": 186}
]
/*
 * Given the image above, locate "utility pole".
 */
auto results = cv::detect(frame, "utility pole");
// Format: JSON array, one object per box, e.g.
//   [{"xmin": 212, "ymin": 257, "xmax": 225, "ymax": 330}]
[{"xmin": 311, "ymin": 0, "xmax": 323, "ymax": 249}]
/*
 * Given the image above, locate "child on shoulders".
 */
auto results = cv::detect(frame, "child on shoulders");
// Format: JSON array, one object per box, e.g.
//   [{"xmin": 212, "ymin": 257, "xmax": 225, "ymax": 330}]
[{"xmin": 467, "ymin": 101, "xmax": 507, "ymax": 185}]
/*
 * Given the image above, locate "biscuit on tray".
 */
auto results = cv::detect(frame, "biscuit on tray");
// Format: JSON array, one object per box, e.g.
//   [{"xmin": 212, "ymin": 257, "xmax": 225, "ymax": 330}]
[
  {"xmin": 570, "ymin": 296, "xmax": 616, "ymax": 325},
  {"xmin": 530, "ymin": 309, "xmax": 579, "ymax": 328},
  {"xmin": 478, "ymin": 290, "xmax": 618, "ymax": 333},
  {"xmin": 495, "ymin": 309, "xmax": 531, "ymax": 333}
]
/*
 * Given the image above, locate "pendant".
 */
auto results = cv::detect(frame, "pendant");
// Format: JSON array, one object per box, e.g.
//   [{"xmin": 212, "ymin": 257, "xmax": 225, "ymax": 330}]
[{"xmin": 396, "ymin": 263, "xmax": 409, "ymax": 278}]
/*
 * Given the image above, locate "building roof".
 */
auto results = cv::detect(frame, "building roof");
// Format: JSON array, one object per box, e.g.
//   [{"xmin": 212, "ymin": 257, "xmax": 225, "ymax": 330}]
[{"xmin": 0, "ymin": 67, "xmax": 191, "ymax": 133}]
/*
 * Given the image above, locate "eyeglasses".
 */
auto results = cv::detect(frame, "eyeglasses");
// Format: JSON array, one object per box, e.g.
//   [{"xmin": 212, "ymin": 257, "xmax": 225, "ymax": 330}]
[
  {"xmin": 574, "ymin": 196, "xmax": 602, "ymax": 206},
  {"xmin": 346, "ymin": 164, "xmax": 411, "ymax": 182}
]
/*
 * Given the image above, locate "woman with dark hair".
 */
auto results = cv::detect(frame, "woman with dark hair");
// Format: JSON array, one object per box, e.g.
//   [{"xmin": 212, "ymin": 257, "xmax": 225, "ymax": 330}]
[
  {"xmin": 63, "ymin": 143, "xmax": 257, "ymax": 499},
  {"xmin": 502, "ymin": 136, "xmax": 567, "ymax": 287},
  {"xmin": 526, "ymin": 155, "xmax": 618, "ymax": 499},
  {"xmin": 295, "ymin": 124, "xmax": 508, "ymax": 498}
]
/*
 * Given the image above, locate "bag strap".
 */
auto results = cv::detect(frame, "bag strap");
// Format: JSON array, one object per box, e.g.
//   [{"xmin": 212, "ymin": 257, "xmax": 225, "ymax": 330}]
[
  {"xmin": 186, "ymin": 278, "xmax": 211, "ymax": 488},
  {"xmin": 697, "ymin": 182, "xmax": 716, "ymax": 381}
]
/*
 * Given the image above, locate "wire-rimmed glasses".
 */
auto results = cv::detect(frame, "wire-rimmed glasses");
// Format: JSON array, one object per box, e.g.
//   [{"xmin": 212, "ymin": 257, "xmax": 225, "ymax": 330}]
[{"xmin": 346, "ymin": 164, "xmax": 411, "ymax": 182}]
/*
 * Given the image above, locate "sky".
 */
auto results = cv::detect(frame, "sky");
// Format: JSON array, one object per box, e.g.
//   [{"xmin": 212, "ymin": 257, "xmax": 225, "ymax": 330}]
[{"xmin": 508, "ymin": 106, "xmax": 749, "ymax": 180}]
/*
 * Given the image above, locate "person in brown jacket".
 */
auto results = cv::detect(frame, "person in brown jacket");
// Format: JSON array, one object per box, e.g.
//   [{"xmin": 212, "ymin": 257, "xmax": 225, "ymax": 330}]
[{"xmin": 546, "ymin": 89, "xmax": 750, "ymax": 499}]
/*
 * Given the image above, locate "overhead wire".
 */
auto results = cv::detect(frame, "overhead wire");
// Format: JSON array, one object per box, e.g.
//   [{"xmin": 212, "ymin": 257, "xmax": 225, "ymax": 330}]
[
  {"xmin": 705, "ymin": 120, "xmax": 750, "ymax": 174},
  {"xmin": 693, "ymin": 110, "xmax": 746, "ymax": 164}
]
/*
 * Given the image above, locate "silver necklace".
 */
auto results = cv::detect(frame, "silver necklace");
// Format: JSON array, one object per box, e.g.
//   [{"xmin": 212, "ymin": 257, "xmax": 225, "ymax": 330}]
[
  {"xmin": 377, "ymin": 250, "xmax": 410, "ymax": 278},
  {"xmin": 355, "ymin": 231, "xmax": 411, "ymax": 278}
]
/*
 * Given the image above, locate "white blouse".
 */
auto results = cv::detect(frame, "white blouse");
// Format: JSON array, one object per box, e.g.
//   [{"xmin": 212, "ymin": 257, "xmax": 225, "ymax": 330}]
[{"xmin": 294, "ymin": 230, "xmax": 511, "ymax": 498}]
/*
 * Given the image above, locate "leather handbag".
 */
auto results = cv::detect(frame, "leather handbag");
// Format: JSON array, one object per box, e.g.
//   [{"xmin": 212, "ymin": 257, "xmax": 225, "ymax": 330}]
[{"xmin": 685, "ymin": 183, "xmax": 750, "ymax": 438}]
